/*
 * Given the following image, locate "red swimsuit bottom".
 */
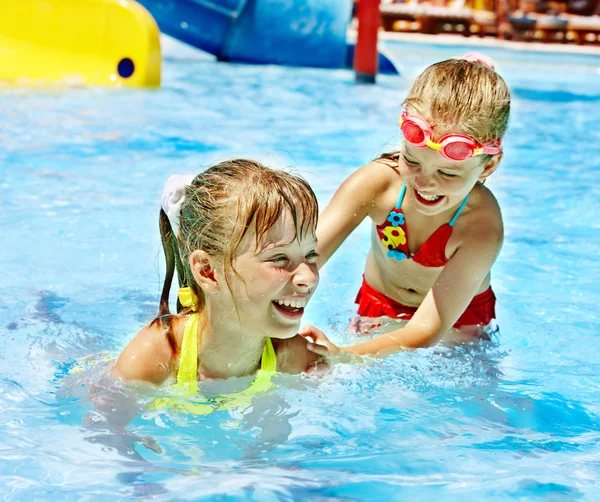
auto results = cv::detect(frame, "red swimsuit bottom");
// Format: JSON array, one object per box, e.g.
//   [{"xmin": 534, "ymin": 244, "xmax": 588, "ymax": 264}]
[{"xmin": 355, "ymin": 276, "xmax": 496, "ymax": 328}]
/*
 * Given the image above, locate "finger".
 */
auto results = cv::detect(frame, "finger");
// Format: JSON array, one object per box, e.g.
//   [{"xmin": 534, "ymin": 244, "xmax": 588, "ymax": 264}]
[
  {"xmin": 306, "ymin": 342, "xmax": 330, "ymax": 357},
  {"xmin": 300, "ymin": 332, "xmax": 320, "ymax": 344},
  {"xmin": 298, "ymin": 324, "xmax": 316, "ymax": 335},
  {"xmin": 299, "ymin": 327, "xmax": 326, "ymax": 343}
]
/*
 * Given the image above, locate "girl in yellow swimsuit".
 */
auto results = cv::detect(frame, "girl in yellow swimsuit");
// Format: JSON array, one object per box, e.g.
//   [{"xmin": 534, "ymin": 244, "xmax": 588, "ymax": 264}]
[{"xmin": 110, "ymin": 159, "xmax": 322, "ymax": 405}]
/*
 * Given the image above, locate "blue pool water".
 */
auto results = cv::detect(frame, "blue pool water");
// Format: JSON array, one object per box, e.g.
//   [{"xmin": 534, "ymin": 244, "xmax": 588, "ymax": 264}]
[{"xmin": 1, "ymin": 38, "xmax": 600, "ymax": 499}]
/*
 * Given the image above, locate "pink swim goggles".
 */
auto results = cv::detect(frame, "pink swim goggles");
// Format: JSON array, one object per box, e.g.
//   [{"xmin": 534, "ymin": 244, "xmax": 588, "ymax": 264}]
[{"xmin": 399, "ymin": 110, "xmax": 502, "ymax": 161}]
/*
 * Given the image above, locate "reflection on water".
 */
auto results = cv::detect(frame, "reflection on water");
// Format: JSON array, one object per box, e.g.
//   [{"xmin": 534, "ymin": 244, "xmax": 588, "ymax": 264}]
[
  {"xmin": 2, "ymin": 304, "xmax": 599, "ymax": 498},
  {"xmin": 1, "ymin": 37, "xmax": 600, "ymax": 498}
]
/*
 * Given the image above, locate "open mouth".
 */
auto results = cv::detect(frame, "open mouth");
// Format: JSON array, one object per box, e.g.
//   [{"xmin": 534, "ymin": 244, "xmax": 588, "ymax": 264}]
[
  {"xmin": 272, "ymin": 298, "xmax": 306, "ymax": 319},
  {"xmin": 413, "ymin": 187, "xmax": 444, "ymax": 207}
]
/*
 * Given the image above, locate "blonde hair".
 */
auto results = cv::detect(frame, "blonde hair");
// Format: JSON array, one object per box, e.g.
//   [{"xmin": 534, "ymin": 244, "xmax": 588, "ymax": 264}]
[
  {"xmin": 156, "ymin": 159, "xmax": 318, "ymax": 355},
  {"xmin": 404, "ymin": 58, "xmax": 511, "ymax": 150}
]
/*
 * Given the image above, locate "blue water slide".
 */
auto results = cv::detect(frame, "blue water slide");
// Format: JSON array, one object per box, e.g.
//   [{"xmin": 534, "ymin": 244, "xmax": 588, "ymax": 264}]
[{"xmin": 137, "ymin": 0, "xmax": 399, "ymax": 73}]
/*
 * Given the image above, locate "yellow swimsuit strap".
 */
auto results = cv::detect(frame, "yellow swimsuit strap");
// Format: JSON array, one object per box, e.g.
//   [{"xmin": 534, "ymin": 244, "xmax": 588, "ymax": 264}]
[
  {"xmin": 176, "ymin": 312, "xmax": 277, "ymax": 386},
  {"xmin": 149, "ymin": 287, "xmax": 277, "ymax": 415}
]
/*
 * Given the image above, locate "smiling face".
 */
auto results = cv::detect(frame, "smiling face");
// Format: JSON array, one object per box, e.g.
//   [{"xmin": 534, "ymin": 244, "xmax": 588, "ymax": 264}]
[
  {"xmin": 212, "ymin": 210, "xmax": 319, "ymax": 341},
  {"xmin": 399, "ymin": 140, "xmax": 500, "ymax": 216},
  {"xmin": 398, "ymin": 58, "xmax": 510, "ymax": 217}
]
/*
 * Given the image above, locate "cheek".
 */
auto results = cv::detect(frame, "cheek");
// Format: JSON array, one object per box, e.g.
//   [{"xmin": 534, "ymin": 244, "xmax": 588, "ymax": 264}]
[
  {"xmin": 398, "ymin": 162, "xmax": 414, "ymax": 178},
  {"xmin": 440, "ymin": 176, "xmax": 476, "ymax": 196},
  {"xmin": 244, "ymin": 267, "xmax": 288, "ymax": 299},
  {"xmin": 311, "ymin": 265, "xmax": 320, "ymax": 287},
  {"xmin": 439, "ymin": 177, "xmax": 462, "ymax": 190}
]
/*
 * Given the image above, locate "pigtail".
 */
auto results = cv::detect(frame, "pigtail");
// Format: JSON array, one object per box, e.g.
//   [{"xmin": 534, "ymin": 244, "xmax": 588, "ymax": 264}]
[
  {"xmin": 378, "ymin": 151, "xmax": 401, "ymax": 161},
  {"xmin": 375, "ymin": 151, "xmax": 402, "ymax": 171},
  {"xmin": 155, "ymin": 208, "xmax": 179, "ymax": 356}
]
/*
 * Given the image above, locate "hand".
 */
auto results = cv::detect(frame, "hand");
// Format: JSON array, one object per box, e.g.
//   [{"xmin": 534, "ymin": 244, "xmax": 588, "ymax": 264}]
[{"xmin": 298, "ymin": 324, "xmax": 341, "ymax": 357}]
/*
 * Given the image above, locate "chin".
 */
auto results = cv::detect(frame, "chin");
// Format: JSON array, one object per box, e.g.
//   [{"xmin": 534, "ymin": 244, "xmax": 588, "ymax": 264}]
[
  {"xmin": 265, "ymin": 302, "xmax": 308, "ymax": 339},
  {"xmin": 267, "ymin": 324, "xmax": 301, "ymax": 340},
  {"xmin": 261, "ymin": 315, "xmax": 303, "ymax": 339},
  {"xmin": 411, "ymin": 194, "xmax": 454, "ymax": 216},
  {"xmin": 411, "ymin": 201, "xmax": 443, "ymax": 216}
]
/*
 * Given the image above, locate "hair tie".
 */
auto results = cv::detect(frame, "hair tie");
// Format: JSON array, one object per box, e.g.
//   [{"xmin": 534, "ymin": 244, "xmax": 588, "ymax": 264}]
[
  {"xmin": 461, "ymin": 52, "xmax": 495, "ymax": 71},
  {"xmin": 178, "ymin": 287, "xmax": 198, "ymax": 311},
  {"xmin": 161, "ymin": 174, "xmax": 195, "ymax": 237}
]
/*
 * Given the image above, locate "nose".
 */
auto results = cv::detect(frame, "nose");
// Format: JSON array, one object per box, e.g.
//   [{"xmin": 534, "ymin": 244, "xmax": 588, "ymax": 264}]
[
  {"xmin": 414, "ymin": 170, "xmax": 435, "ymax": 190},
  {"xmin": 293, "ymin": 262, "xmax": 319, "ymax": 293}
]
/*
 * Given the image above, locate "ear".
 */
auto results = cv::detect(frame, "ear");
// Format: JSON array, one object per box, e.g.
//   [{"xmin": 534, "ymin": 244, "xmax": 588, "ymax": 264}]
[
  {"xmin": 189, "ymin": 250, "xmax": 220, "ymax": 293},
  {"xmin": 478, "ymin": 151, "xmax": 503, "ymax": 182}
]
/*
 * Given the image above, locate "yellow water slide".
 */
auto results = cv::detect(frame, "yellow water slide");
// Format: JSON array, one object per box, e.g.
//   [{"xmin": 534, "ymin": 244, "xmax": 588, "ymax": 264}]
[{"xmin": 0, "ymin": 0, "xmax": 161, "ymax": 87}]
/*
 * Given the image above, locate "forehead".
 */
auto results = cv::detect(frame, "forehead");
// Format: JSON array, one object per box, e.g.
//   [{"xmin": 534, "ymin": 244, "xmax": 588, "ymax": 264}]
[{"xmin": 238, "ymin": 209, "xmax": 317, "ymax": 255}]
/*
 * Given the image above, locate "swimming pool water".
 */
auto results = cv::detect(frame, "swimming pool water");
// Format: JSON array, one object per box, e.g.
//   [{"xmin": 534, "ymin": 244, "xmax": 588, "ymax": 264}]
[{"xmin": 1, "ymin": 37, "xmax": 600, "ymax": 500}]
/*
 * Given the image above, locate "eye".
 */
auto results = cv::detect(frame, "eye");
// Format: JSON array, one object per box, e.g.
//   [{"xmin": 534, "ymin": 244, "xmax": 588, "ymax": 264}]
[
  {"xmin": 403, "ymin": 155, "xmax": 419, "ymax": 166},
  {"xmin": 269, "ymin": 255, "xmax": 289, "ymax": 265},
  {"xmin": 305, "ymin": 251, "xmax": 320, "ymax": 263},
  {"xmin": 439, "ymin": 170, "xmax": 458, "ymax": 178}
]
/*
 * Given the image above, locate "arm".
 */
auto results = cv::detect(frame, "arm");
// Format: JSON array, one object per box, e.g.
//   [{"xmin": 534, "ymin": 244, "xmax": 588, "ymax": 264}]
[
  {"xmin": 317, "ymin": 159, "xmax": 396, "ymax": 268},
  {"xmin": 304, "ymin": 215, "xmax": 503, "ymax": 357},
  {"xmin": 82, "ymin": 320, "xmax": 177, "ymax": 452},
  {"xmin": 345, "ymin": 219, "xmax": 503, "ymax": 355},
  {"xmin": 110, "ymin": 319, "xmax": 176, "ymax": 385}
]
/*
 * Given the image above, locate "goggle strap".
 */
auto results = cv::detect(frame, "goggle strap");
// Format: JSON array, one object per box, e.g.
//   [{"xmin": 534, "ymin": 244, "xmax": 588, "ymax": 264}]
[
  {"xmin": 481, "ymin": 145, "xmax": 501, "ymax": 154},
  {"xmin": 425, "ymin": 138, "xmax": 442, "ymax": 151},
  {"xmin": 482, "ymin": 138, "xmax": 502, "ymax": 155}
]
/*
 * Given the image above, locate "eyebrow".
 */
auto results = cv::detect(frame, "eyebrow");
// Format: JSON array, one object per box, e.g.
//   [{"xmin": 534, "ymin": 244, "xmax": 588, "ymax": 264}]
[
  {"xmin": 403, "ymin": 149, "xmax": 465, "ymax": 172},
  {"xmin": 402, "ymin": 144, "xmax": 425, "ymax": 160},
  {"xmin": 257, "ymin": 238, "xmax": 318, "ymax": 254},
  {"xmin": 402, "ymin": 151, "xmax": 419, "ymax": 163},
  {"xmin": 437, "ymin": 164, "xmax": 463, "ymax": 172},
  {"xmin": 259, "ymin": 243, "xmax": 294, "ymax": 252}
]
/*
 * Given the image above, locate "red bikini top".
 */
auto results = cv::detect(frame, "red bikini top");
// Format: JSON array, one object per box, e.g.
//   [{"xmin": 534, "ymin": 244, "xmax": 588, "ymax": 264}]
[{"xmin": 376, "ymin": 185, "xmax": 469, "ymax": 268}]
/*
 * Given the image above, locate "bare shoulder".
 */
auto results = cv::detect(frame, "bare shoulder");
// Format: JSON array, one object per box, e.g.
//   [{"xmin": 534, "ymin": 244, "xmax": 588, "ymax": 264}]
[
  {"xmin": 453, "ymin": 183, "xmax": 504, "ymax": 249},
  {"xmin": 111, "ymin": 315, "xmax": 187, "ymax": 385},
  {"xmin": 350, "ymin": 156, "xmax": 400, "ymax": 195},
  {"xmin": 334, "ymin": 156, "xmax": 403, "ymax": 218},
  {"xmin": 317, "ymin": 155, "xmax": 402, "ymax": 267},
  {"xmin": 273, "ymin": 335, "xmax": 322, "ymax": 374}
]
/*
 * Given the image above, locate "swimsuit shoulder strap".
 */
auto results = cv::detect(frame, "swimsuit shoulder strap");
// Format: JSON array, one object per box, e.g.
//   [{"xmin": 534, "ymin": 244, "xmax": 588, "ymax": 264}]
[
  {"xmin": 175, "ymin": 313, "xmax": 200, "ymax": 391},
  {"xmin": 260, "ymin": 337, "xmax": 277, "ymax": 373},
  {"xmin": 176, "ymin": 324, "xmax": 274, "ymax": 388},
  {"xmin": 448, "ymin": 193, "xmax": 470, "ymax": 227},
  {"xmin": 395, "ymin": 184, "xmax": 406, "ymax": 209},
  {"xmin": 148, "ymin": 332, "xmax": 277, "ymax": 416},
  {"xmin": 241, "ymin": 337, "xmax": 276, "ymax": 396}
]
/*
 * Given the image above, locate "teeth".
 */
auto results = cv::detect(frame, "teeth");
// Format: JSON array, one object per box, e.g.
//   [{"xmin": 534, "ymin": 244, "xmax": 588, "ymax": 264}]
[
  {"xmin": 417, "ymin": 190, "xmax": 441, "ymax": 201},
  {"xmin": 274, "ymin": 298, "xmax": 306, "ymax": 309}
]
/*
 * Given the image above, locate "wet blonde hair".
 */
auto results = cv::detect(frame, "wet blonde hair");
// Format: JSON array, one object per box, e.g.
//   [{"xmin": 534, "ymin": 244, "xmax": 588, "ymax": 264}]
[
  {"xmin": 156, "ymin": 159, "xmax": 318, "ymax": 355},
  {"xmin": 402, "ymin": 57, "xmax": 511, "ymax": 163}
]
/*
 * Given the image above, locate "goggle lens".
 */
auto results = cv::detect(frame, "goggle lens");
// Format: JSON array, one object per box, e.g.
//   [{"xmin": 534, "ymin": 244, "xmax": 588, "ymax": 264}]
[
  {"xmin": 443, "ymin": 141, "xmax": 473, "ymax": 161},
  {"xmin": 402, "ymin": 121, "xmax": 425, "ymax": 145},
  {"xmin": 399, "ymin": 111, "xmax": 500, "ymax": 161}
]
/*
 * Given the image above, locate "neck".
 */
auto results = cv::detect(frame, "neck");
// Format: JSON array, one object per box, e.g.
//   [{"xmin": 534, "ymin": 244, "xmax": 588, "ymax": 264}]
[{"xmin": 196, "ymin": 311, "xmax": 266, "ymax": 379}]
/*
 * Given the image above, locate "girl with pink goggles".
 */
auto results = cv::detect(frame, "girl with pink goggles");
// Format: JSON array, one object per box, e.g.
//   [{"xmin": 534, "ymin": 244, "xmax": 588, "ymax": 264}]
[{"xmin": 399, "ymin": 110, "xmax": 502, "ymax": 162}]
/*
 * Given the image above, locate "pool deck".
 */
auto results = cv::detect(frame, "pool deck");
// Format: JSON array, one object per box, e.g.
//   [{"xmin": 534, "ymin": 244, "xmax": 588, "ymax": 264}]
[{"xmin": 348, "ymin": 28, "xmax": 600, "ymax": 57}]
